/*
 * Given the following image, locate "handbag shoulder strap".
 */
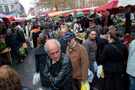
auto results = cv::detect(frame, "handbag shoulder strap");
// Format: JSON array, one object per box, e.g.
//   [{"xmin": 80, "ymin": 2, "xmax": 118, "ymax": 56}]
[{"xmin": 111, "ymin": 44, "xmax": 124, "ymax": 56}]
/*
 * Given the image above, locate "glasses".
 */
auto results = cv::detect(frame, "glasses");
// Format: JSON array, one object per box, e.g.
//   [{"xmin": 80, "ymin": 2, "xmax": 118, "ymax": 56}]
[
  {"xmin": 91, "ymin": 34, "xmax": 96, "ymax": 36},
  {"xmin": 49, "ymin": 49, "xmax": 60, "ymax": 56},
  {"xmin": 66, "ymin": 40, "xmax": 72, "ymax": 43}
]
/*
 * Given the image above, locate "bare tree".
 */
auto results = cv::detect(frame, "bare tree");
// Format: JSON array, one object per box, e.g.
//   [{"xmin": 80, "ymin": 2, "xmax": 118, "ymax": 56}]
[{"xmin": 35, "ymin": 0, "xmax": 76, "ymax": 11}]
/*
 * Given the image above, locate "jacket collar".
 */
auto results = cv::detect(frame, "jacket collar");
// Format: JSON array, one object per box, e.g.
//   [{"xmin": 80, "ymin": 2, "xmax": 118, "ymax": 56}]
[
  {"xmin": 110, "ymin": 41, "xmax": 120, "ymax": 44},
  {"xmin": 88, "ymin": 36, "xmax": 95, "ymax": 41},
  {"xmin": 71, "ymin": 42, "xmax": 79, "ymax": 51}
]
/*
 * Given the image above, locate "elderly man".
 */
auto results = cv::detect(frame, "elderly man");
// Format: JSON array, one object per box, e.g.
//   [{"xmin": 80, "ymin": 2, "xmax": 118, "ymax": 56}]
[
  {"xmin": 44, "ymin": 39, "xmax": 73, "ymax": 90},
  {"xmin": 58, "ymin": 27, "xmax": 68, "ymax": 54},
  {"xmin": 65, "ymin": 33, "xmax": 89, "ymax": 90}
]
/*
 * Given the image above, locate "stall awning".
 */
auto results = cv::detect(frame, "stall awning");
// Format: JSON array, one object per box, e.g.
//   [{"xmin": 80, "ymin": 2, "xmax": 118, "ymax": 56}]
[{"xmin": 95, "ymin": 0, "xmax": 135, "ymax": 14}]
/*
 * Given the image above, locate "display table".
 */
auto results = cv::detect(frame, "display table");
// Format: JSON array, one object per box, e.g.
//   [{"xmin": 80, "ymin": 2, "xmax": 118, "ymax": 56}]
[
  {"xmin": 0, "ymin": 48, "xmax": 12, "ymax": 64},
  {"xmin": 76, "ymin": 37, "xmax": 85, "ymax": 45}
]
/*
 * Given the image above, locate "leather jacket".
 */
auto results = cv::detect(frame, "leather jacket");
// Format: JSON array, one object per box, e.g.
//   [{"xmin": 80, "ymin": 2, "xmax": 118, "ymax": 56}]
[{"xmin": 44, "ymin": 53, "xmax": 73, "ymax": 90}]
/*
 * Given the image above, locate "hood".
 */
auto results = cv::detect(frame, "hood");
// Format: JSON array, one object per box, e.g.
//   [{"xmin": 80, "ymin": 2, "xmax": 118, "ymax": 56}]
[
  {"xmin": 34, "ymin": 28, "xmax": 40, "ymax": 33},
  {"xmin": 100, "ymin": 35, "xmax": 108, "ymax": 40}
]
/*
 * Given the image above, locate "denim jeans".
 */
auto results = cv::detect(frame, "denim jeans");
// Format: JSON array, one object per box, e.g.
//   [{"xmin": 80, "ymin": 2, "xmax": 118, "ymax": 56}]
[
  {"xmin": 129, "ymin": 76, "xmax": 135, "ymax": 90},
  {"xmin": 12, "ymin": 49, "xmax": 22, "ymax": 61},
  {"xmin": 89, "ymin": 62, "xmax": 95, "ymax": 89},
  {"xmin": 46, "ymin": 87, "xmax": 53, "ymax": 90}
]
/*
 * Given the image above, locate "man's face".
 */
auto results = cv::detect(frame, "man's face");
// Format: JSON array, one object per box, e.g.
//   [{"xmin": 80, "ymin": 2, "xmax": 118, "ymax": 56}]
[
  {"xmin": 48, "ymin": 46, "xmax": 61, "ymax": 62},
  {"xmin": 66, "ymin": 38, "xmax": 75, "ymax": 47},
  {"xmin": 89, "ymin": 31, "xmax": 96, "ymax": 40},
  {"xmin": 6, "ymin": 31, "xmax": 11, "ymax": 36},
  {"xmin": 15, "ymin": 27, "xmax": 19, "ymax": 31},
  {"xmin": 61, "ymin": 29, "xmax": 67, "ymax": 39}
]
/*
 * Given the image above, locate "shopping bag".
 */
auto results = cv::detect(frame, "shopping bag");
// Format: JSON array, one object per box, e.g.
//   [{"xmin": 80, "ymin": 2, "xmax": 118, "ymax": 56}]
[
  {"xmin": 33, "ymin": 73, "xmax": 40, "ymax": 85},
  {"xmin": 81, "ymin": 80, "xmax": 90, "ymax": 90},
  {"xmin": 23, "ymin": 42, "xmax": 27, "ymax": 49},
  {"xmin": 94, "ymin": 61, "xmax": 98, "ymax": 72},
  {"xmin": 88, "ymin": 69, "xmax": 94, "ymax": 83},
  {"xmin": 31, "ymin": 41, "xmax": 34, "ymax": 48},
  {"xmin": 19, "ymin": 47, "xmax": 26, "ymax": 56},
  {"xmin": 100, "ymin": 69, "xmax": 104, "ymax": 78},
  {"xmin": 97, "ymin": 65, "xmax": 104, "ymax": 78}
]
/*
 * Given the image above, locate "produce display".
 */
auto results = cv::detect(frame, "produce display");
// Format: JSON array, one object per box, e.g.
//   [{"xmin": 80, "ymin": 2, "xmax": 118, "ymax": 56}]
[{"xmin": 75, "ymin": 33, "xmax": 86, "ymax": 40}]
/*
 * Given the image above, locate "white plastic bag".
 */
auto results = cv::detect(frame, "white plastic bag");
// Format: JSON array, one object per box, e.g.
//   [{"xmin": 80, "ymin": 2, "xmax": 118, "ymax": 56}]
[
  {"xmin": 33, "ymin": 73, "xmax": 40, "ymax": 85},
  {"xmin": 94, "ymin": 61, "xmax": 97, "ymax": 72},
  {"xmin": 88, "ymin": 69, "xmax": 94, "ymax": 83},
  {"xmin": 97, "ymin": 65, "xmax": 103, "ymax": 78},
  {"xmin": 31, "ymin": 41, "xmax": 34, "ymax": 48}
]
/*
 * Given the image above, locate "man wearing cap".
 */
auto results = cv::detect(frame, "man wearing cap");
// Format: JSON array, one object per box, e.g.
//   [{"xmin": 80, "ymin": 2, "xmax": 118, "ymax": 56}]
[{"xmin": 65, "ymin": 33, "xmax": 89, "ymax": 90}]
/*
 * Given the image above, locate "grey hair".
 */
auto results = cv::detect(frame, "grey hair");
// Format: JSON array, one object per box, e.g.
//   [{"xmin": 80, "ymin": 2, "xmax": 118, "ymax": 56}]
[
  {"xmin": 44, "ymin": 39, "xmax": 61, "ymax": 53},
  {"xmin": 7, "ymin": 28, "xmax": 12, "ymax": 33}
]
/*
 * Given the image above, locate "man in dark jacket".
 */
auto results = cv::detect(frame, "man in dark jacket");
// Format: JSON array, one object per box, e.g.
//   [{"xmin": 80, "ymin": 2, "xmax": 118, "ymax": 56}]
[
  {"xmin": 84, "ymin": 28, "xmax": 98, "ymax": 90},
  {"xmin": 58, "ymin": 27, "xmax": 68, "ymax": 54},
  {"xmin": 32, "ymin": 25, "xmax": 41, "ymax": 48},
  {"xmin": 97, "ymin": 26, "xmax": 109, "ymax": 65},
  {"xmin": 15, "ymin": 26, "xmax": 26, "ymax": 43},
  {"xmin": 5, "ymin": 29, "xmax": 23, "ymax": 63},
  {"xmin": 44, "ymin": 39, "xmax": 73, "ymax": 90}
]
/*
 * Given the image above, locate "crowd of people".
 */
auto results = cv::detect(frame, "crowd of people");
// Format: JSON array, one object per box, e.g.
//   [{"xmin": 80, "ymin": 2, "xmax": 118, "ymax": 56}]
[{"xmin": 0, "ymin": 15, "xmax": 134, "ymax": 90}]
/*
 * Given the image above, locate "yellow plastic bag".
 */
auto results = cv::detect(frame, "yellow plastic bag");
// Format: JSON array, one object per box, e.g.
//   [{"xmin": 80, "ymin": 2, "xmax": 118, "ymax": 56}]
[
  {"xmin": 81, "ymin": 80, "xmax": 90, "ymax": 90},
  {"xmin": 100, "ymin": 69, "xmax": 105, "ymax": 78}
]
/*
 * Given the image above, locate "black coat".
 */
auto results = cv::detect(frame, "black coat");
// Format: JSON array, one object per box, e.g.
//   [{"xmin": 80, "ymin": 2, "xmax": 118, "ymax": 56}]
[
  {"xmin": 44, "ymin": 53, "xmax": 73, "ymax": 90},
  {"xmin": 5, "ymin": 33, "xmax": 20, "ymax": 51},
  {"xmin": 101, "ymin": 41, "xmax": 128, "ymax": 72},
  {"xmin": 34, "ymin": 45, "xmax": 48, "ymax": 87},
  {"xmin": 58, "ymin": 37, "xmax": 68, "ymax": 54},
  {"xmin": 32, "ymin": 31, "xmax": 41, "ymax": 48},
  {"xmin": 17, "ymin": 29, "xmax": 26, "ymax": 43},
  {"xmin": 97, "ymin": 37, "xmax": 108, "ymax": 65}
]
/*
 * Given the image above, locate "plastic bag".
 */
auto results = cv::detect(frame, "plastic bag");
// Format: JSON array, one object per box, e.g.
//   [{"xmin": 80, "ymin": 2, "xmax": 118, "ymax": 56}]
[
  {"xmin": 33, "ymin": 73, "xmax": 40, "ymax": 85},
  {"xmin": 100, "ymin": 69, "xmax": 104, "ymax": 78},
  {"xmin": 94, "ymin": 61, "xmax": 97, "ymax": 72},
  {"xmin": 31, "ymin": 41, "xmax": 34, "ymax": 48},
  {"xmin": 81, "ymin": 80, "xmax": 90, "ymax": 90},
  {"xmin": 97, "ymin": 65, "xmax": 104, "ymax": 78},
  {"xmin": 88, "ymin": 69, "xmax": 94, "ymax": 83},
  {"xmin": 19, "ymin": 47, "xmax": 26, "ymax": 56}
]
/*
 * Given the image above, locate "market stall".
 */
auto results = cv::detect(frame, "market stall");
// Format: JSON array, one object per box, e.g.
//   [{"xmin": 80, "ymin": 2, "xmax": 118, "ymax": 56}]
[{"xmin": 94, "ymin": 0, "xmax": 135, "ymax": 33}]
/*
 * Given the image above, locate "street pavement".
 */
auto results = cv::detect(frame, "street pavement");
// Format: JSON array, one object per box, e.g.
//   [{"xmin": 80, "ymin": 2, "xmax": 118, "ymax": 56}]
[
  {"xmin": 2, "ymin": 48, "xmax": 103, "ymax": 90},
  {"xmin": 11, "ymin": 49, "xmax": 41, "ymax": 90}
]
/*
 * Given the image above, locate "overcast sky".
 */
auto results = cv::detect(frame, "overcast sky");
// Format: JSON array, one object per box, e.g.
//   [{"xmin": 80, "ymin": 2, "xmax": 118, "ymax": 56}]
[{"xmin": 19, "ymin": 0, "xmax": 35, "ymax": 14}]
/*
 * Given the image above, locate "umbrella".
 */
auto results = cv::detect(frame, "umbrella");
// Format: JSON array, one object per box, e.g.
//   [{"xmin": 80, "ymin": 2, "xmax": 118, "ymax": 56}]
[
  {"xmin": 15, "ymin": 18, "xmax": 26, "ymax": 22},
  {"xmin": 75, "ymin": 14, "xmax": 84, "ymax": 18},
  {"xmin": 0, "ymin": 14, "xmax": 8, "ymax": 18},
  {"xmin": 95, "ymin": 0, "xmax": 135, "ymax": 14},
  {"xmin": 59, "ymin": 15, "xmax": 65, "ymax": 18},
  {"xmin": 2, "ymin": 16, "xmax": 15, "ymax": 23}
]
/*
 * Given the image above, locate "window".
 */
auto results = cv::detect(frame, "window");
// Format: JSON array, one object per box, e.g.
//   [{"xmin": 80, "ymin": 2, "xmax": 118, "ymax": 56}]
[
  {"xmin": 11, "ymin": 5, "xmax": 14, "ymax": 11},
  {"xmin": 5, "ymin": 6, "xmax": 9, "ymax": 12},
  {"xmin": 0, "ymin": 6, "xmax": 3, "ymax": 13}
]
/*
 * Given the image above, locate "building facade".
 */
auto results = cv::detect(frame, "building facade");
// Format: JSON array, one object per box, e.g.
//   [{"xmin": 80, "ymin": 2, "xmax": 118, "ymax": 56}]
[{"xmin": 0, "ymin": 0, "xmax": 25, "ymax": 18}]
